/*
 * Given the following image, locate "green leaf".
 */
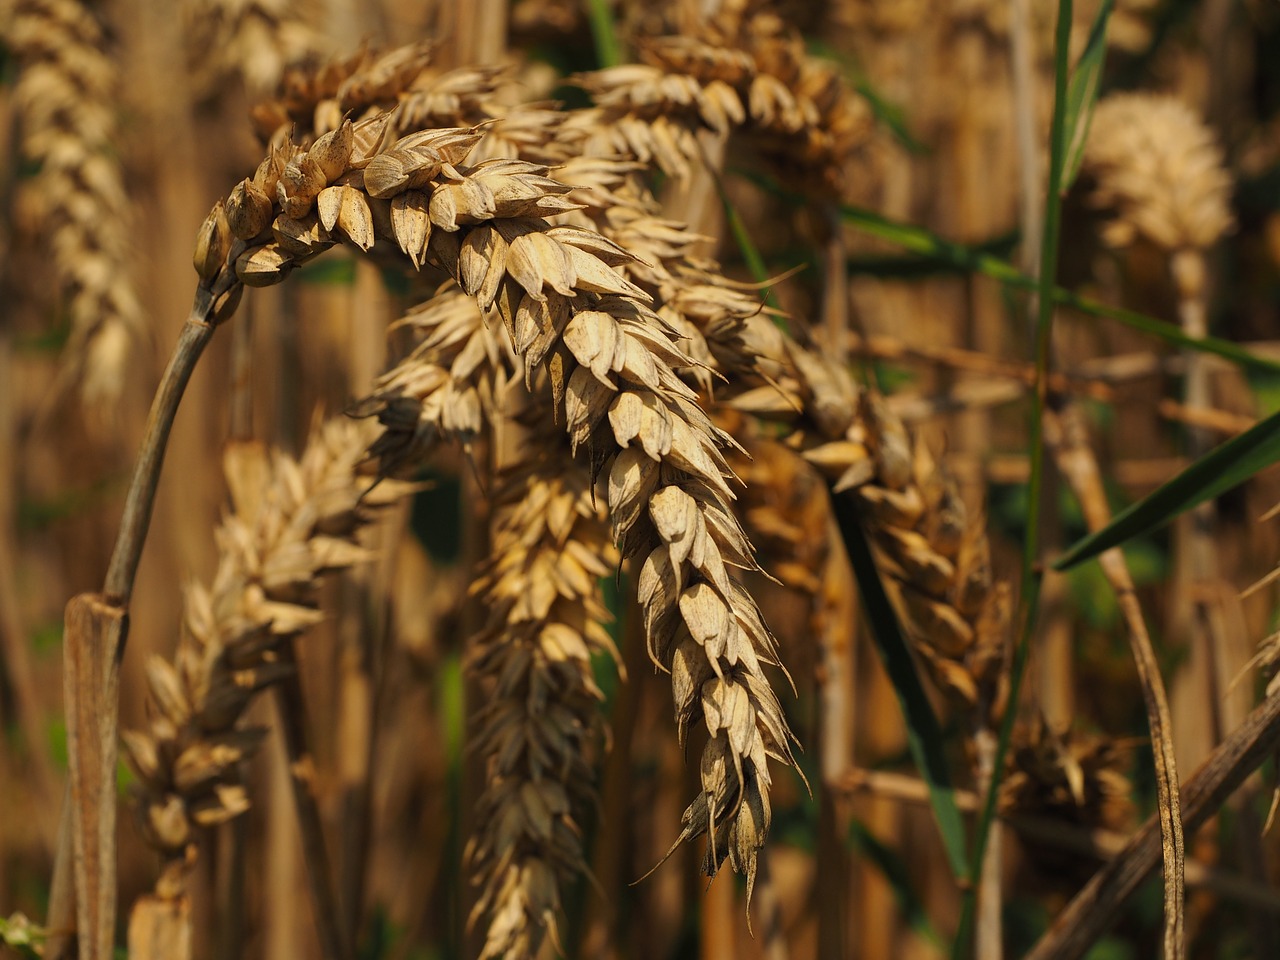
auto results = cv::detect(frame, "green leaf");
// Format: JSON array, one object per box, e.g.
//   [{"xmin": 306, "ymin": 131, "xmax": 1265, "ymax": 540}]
[
  {"xmin": 1055, "ymin": 405, "xmax": 1280, "ymax": 570},
  {"xmin": 1060, "ymin": 0, "xmax": 1114, "ymax": 192},
  {"xmin": 584, "ymin": 0, "xmax": 622, "ymax": 68},
  {"xmin": 709, "ymin": 167, "xmax": 788, "ymax": 325},
  {"xmin": 832, "ymin": 494, "xmax": 971, "ymax": 880}
]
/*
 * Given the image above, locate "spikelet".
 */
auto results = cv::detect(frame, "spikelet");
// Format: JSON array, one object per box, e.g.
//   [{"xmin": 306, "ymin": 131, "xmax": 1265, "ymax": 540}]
[
  {"xmin": 355, "ymin": 285, "xmax": 508, "ymax": 475},
  {"xmin": 7, "ymin": 0, "xmax": 143, "ymax": 409},
  {"xmin": 1083, "ymin": 93, "xmax": 1234, "ymax": 253},
  {"xmin": 464, "ymin": 385, "xmax": 619, "ymax": 960},
  {"xmin": 202, "ymin": 115, "xmax": 802, "ymax": 908},
  {"xmin": 122, "ymin": 418, "xmax": 409, "ymax": 887}
]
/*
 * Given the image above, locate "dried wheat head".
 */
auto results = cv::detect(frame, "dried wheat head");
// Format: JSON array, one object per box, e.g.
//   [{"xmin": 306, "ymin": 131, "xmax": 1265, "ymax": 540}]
[
  {"xmin": 7, "ymin": 0, "xmax": 143, "ymax": 410},
  {"xmin": 1084, "ymin": 93, "xmax": 1233, "ymax": 254},
  {"xmin": 123, "ymin": 418, "xmax": 409, "ymax": 892}
]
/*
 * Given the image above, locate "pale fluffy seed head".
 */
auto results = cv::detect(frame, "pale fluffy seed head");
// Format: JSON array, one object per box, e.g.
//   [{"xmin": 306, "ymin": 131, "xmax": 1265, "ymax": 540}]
[{"xmin": 1084, "ymin": 93, "xmax": 1234, "ymax": 252}]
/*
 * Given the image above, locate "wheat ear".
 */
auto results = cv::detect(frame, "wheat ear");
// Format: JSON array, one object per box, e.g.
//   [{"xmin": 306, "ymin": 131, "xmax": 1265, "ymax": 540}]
[
  {"xmin": 569, "ymin": 11, "xmax": 872, "ymax": 195},
  {"xmin": 122, "ymin": 418, "xmax": 408, "ymax": 894},
  {"xmin": 195, "ymin": 115, "xmax": 801, "ymax": 909},
  {"xmin": 182, "ymin": 0, "xmax": 322, "ymax": 99},
  {"xmin": 464, "ymin": 383, "xmax": 619, "ymax": 959},
  {"xmin": 8, "ymin": 0, "xmax": 142, "ymax": 409}
]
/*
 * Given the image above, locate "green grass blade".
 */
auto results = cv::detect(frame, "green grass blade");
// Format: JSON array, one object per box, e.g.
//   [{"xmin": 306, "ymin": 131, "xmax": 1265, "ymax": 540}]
[
  {"xmin": 832, "ymin": 494, "xmax": 971, "ymax": 880},
  {"xmin": 709, "ymin": 167, "xmax": 786, "ymax": 320},
  {"xmin": 1060, "ymin": 0, "xmax": 1113, "ymax": 191},
  {"xmin": 584, "ymin": 0, "xmax": 622, "ymax": 68},
  {"xmin": 958, "ymin": 1, "xmax": 1075, "ymax": 955},
  {"xmin": 1055, "ymin": 405, "xmax": 1280, "ymax": 570}
]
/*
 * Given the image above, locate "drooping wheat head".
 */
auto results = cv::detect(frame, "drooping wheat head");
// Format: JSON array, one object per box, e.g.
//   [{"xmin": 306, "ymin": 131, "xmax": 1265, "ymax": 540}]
[
  {"xmin": 191, "ymin": 100, "xmax": 803, "ymax": 918},
  {"xmin": 7, "ymin": 0, "xmax": 143, "ymax": 409}
]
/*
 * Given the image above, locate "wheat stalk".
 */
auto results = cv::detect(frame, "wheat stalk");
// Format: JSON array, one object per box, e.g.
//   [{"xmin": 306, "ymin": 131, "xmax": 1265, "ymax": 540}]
[{"xmin": 6, "ymin": 0, "xmax": 143, "ymax": 410}]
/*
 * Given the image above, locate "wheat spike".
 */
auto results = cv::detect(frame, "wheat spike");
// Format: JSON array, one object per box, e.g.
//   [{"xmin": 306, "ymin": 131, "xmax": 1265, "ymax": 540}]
[
  {"xmin": 464, "ymin": 385, "xmax": 618, "ymax": 960},
  {"xmin": 7, "ymin": 0, "xmax": 143, "ymax": 409},
  {"xmin": 569, "ymin": 11, "xmax": 872, "ymax": 196},
  {"xmin": 122, "ymin": 417, "xmax": 409, "ymax": 892},
  {"xmin": 197, "ymin": 110, "xmax": 801, "ymax": 908},
  {"xmin": 1083, "ymin": 93, "xmax": 1234, "ymax": 253}
]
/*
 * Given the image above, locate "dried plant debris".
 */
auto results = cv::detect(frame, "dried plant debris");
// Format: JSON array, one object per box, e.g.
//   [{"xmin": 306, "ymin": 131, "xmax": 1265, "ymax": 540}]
[
  {"xmin": 1083, "ymin": 93, "xmax": 1234, "ymax": 253},
  {"xmin": 7, "ymin": 0, "xmax": 143, "ymax": 409},
  {"xmin": 123, "ymin": 417, "xmax": 409, "ymax": 894}
]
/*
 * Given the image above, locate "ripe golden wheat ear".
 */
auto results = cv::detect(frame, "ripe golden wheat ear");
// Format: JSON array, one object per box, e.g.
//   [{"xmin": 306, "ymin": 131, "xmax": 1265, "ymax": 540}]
[
  {"xmin": 7, "ymin": 0, "xmax": 143, "ymax": 410},
  {"xmin": 569, "ymin": 10, "xmax": 873, "ymax": 195},
  {"xmin": 190, "ymin": 104, "xmax": 802, "ymax": 915},
  {"xmin": 463, "ymin": 383, "xmax": 619, "ymax": 960},
  {"xmin": 122, "ymin": 418, "xmax": 411, "ymax": 899},
  {"xmin": 1083, "ymin": 92, "xmax": 1233, "ymax": 256}
]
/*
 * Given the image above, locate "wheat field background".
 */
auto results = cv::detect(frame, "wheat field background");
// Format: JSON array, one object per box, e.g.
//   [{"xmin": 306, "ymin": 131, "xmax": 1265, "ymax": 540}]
[{"xmin": 3, "ymin": 1, "xmax": 1280, "ymax": 958}]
